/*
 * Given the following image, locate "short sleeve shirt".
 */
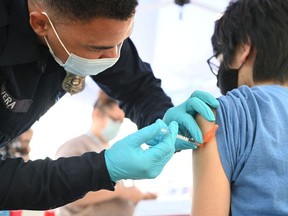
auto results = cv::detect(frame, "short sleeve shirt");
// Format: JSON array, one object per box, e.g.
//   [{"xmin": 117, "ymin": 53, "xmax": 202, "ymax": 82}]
[{"xmin": 216, "ymin": 85, "xmax": 288, "ymax": 215}]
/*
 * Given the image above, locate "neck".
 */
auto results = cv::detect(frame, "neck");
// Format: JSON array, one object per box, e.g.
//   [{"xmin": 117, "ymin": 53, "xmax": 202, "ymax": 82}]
[{"xmin": 253, "ymin": 81, "xmax": 288, "ymax": 87}]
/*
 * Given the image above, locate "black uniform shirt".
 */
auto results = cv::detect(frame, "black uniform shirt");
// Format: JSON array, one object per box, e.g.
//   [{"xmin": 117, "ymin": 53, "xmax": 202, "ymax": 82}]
[
  {"xmin": 0, "ymin": 0, "xmax": 113, "ymax": 210},
  {"xmin": 0, "ymin": 0, "xmax": 66, "ymax": 145},
  {"xmin": 0, "ymin": 0, "xmax": 173, "ymax": 210},
  {"xmin": 0, "ymin": 0, "xmax": 173, "ymax": 145}
]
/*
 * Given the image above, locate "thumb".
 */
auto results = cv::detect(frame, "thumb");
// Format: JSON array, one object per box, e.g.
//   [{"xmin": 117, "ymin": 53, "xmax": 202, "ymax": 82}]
[
  {"xmin": 166, "ymin": 121, "xmax": 179, "ymax": 149},
  {"xmin": 191, "ymin": 90, "xmax": 219, "ymax": 108},
  {"xmin": 127, "ymin": 119, "xmax": 169, "ymax": 148},
  {"xmin": 148, "ymin": 121, "xmax": 178, "ymax": 159}
]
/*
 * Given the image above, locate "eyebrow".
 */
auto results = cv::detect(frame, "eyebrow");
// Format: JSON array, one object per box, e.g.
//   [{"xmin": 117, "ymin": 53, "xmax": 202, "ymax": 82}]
[
  {"xmin": 88, "ymin": 45, "xmax": 115, "ymax": 50},
  {"xmin": 87, "ymin": 41, "xmax": 124, "ymax": 51}
]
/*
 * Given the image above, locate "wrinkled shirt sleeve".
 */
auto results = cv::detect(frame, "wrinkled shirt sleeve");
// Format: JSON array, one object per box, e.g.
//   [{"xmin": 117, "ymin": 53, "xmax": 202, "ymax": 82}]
[{"xmin": 0, "ymin": 151, "xmax": 114, "ymax": 210}]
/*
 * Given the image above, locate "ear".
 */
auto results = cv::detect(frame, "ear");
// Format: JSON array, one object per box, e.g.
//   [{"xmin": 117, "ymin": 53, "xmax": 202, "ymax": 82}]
[
  {"xmin": 240, "ymin": 38, "xmax": 252, "ymax": 63},
  {"xmin": 29, "ymin": 11, "xmax": 49, "ymax": 36}
]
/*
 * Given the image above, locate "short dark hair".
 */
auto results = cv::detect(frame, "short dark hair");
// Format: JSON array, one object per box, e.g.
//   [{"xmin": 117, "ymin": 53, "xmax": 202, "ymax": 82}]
[
  {"xmin": 211, "ymin": 0, "xmax": 288, "ymax": 83},
  {"xmin": 41, "ymin": 0, "xmax": 138, "ymax": 22}
]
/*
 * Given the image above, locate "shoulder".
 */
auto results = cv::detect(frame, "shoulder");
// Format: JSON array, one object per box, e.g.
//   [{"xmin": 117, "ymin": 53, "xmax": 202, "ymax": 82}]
[
  {"xmin": 218, "ymin": 85, "xmax": 278, "ymax": 108},
  {"xmin": 218, "ymin": 86, "xmax": 254, "ymax": 106},
  {"xmin": 55, "ymin": 135, "xmax": 92, "ymax": 158},
  {"xmin": 217, "ymin": 85, "xmax": 287, "ymax": 122},
  {"xmin": 216, "ymin": 86, "xmax": 260, "ymax": 124}
]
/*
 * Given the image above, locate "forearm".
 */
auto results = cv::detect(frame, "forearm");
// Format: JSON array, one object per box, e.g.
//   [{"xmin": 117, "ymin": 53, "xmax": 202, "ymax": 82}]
[
  {"xmin": 0, "ymin": 151, "xmax": 114, "ymax": 210},
  {"xmin": 68, "ymin": 190, "xmax": 120, "ymax": 207},
  {"xmin": 69, "ymin": 181, "xmax": 151, "ymax": 208},
  {"xmin": 68, "ymin": 182, "xmax": 126, "ymax": 207}
]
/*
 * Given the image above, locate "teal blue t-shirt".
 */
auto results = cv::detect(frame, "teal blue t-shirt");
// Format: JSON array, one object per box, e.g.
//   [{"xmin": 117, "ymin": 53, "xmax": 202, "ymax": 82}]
[{"xmin": 216, "ymin": 85, "xmax": 288, "ymax": 215}]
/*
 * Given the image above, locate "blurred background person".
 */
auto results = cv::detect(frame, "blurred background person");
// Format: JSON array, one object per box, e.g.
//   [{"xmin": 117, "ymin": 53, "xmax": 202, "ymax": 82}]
[
  {"xmin": 55, "ymin": 91, "xmax": 157, "ymax": 216},
  {"xmin": 0, "ymin": 128, "xmax": 33, "ymax": 162}
]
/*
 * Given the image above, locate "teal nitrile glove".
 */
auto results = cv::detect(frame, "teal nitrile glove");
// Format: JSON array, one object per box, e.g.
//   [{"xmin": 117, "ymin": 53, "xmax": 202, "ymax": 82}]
[
  {"xmin": 163, "ymin": 90, "xmax": 219, "ymax": 151},
  {"xmin": 104, "ymin": 119, "xmax": 178, "ymax": 182}
]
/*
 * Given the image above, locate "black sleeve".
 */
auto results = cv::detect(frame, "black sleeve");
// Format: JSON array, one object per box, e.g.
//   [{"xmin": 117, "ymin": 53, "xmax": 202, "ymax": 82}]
[
  {"xmin": 0, "ymin": 151, "xmax": 115, "ymax": 210},
  {"xmin": 92, "ymin": 38, "xmax": 174, "ymax": 129}
]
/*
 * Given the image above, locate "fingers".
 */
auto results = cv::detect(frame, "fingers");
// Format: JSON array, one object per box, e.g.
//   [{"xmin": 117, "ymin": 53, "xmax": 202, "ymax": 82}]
[
  {"xmin": 186, "ymin": 97, "xmax": 216, "ymax": 122},
  {"xmin": 127, "ymin": 119, "xmax": 169, "ymax": 147},
  {"xmin": 164, "ymin": 106, "xmax": 203, "ymax": 143},
  {"xmin": 167, "ymin": 121, "xmax": 178, "ymax": 148},
  {"xmin": 143, "ymin": 192, "xmax": 158, "ymax": 200},
  {"xmin": 177, "ymin": 113, "xmax": 203, "ymax": 143},
  {"xmin": 191, "ymin": 90, "xmax": 219, "ymax": 108},
  {"xmin": 175, "ymin": 138, "xmax": 198, "ymax": 150},
  {"xmin": 148, "ymin": 121, "xmax": 178, "ymax": 158}
]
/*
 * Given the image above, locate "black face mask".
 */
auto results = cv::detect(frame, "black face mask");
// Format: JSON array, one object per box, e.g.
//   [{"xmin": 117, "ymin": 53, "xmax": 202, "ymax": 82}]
[{"xmin": 216, "ymin": 64, "xmax": 239, "ymax": 95}]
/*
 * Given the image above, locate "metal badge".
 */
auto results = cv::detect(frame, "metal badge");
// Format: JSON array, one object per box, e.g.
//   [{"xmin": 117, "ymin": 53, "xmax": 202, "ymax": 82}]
[{"xmin": 62, "ymin": 72, "xmax": 85, "ymax": 95}]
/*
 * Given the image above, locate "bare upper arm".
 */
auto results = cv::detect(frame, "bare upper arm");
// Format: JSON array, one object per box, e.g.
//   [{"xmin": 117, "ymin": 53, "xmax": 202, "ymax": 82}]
[{"xmin": 191, "ymin": 113, "xmax": 231, "ymax": 216}]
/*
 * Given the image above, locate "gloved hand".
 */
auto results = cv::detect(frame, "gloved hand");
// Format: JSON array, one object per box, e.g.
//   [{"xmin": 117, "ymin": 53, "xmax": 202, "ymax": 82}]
[
  {"xmin": 104, "ymin": 119, "xmax": 178, "ymax": 182},
  {"xmin": 163, "ymin": 90, "xmax": 219, "ymax": 151}
]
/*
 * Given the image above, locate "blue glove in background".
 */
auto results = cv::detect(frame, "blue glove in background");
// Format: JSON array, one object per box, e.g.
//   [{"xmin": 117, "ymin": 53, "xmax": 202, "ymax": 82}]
[
  {"xmin": 104, "ymin": 119, "xmax": 178, "ymax": 182},
  {"xmin": 163, "ymin": 90, "xmax": 219, "ymax": 151}
]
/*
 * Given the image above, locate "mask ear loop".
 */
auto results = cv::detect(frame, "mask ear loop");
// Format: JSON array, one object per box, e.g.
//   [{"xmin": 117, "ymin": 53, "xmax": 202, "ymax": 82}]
[
  {"xmin": 41, "ymin": 13, "xmax": 86, "ymax": 95},
  {"xmin": 41, "ymin": 12, "xmax": 71, "ymax": 56}
]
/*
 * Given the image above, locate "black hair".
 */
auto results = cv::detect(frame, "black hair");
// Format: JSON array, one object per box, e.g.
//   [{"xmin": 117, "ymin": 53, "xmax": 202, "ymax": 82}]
[
  {"xmin": 211, "ymin": 0, "xmax": 288, "ymax": 83},
  {"xmin": 40, "ymin": 0, "xmax": 138, "ymax": 22}
]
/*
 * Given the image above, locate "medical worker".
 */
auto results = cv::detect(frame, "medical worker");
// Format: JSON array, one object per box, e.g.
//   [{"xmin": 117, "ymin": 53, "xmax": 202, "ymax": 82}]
[{"xmin": 0, "ymin": 0, "xmax": 218, "ymax": 210}]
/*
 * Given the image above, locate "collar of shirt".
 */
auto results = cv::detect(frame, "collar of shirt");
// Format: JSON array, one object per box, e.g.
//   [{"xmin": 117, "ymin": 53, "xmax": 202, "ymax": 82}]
[{"xmin": 0, "ymin": 0, "xmax": 40, "ymax": 66}]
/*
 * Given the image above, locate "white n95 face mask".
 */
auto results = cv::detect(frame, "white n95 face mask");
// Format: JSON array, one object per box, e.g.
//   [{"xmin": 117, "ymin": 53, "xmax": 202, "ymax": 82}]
[{"xmin": 42, "ymin": 12, "xmax": 122, "ymax": 77}]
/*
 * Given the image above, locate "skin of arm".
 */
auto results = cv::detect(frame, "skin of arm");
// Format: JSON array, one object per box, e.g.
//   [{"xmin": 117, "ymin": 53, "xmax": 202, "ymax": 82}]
[
  {"xmin": 191, "ymin": 112, "xmax": 231, "ymax": 216},
  {"xmin": 68, "ymin": 182, "xmax": 157, "ymax": 207}
]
